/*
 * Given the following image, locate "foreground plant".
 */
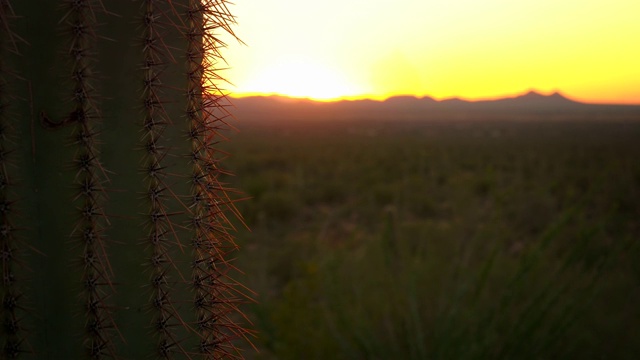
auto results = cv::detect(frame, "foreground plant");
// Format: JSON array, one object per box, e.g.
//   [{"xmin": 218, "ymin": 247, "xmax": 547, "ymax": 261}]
[{"xmin": 0, "ymin": 0, "xmax": 250, "ymax": 358}]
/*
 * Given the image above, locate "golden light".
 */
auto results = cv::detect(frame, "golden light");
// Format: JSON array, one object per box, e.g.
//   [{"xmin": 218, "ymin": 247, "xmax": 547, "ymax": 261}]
[
  {"xmin": 230, "ymin": 57, "xmax": 366, "ymax": 101},
  {"xmin": 222, "ymin": 0, "xmax": 640, "ymax": 104}
]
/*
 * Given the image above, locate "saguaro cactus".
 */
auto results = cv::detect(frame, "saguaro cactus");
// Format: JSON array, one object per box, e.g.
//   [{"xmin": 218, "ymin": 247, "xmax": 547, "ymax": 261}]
[{"xmin": 0, "ymin": 0, "xmax": 249, "ymax": 358}]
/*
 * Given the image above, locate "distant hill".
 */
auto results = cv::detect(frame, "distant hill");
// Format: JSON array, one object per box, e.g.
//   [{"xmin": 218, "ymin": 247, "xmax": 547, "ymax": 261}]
[{"xmin": 224, "ymin": 91, "xmax": 640, "ymax": 123}]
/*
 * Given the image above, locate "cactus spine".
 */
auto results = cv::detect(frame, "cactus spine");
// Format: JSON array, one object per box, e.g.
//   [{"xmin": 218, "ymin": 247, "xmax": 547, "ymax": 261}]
[
  {"xmin": 141, "ymin": 0, "xmax": 177, "ymax": 357},
  {"xmin": 66, "ymin": 1, "xmax": 117, "ymax": 357},
  {"xmin": 0, "ymin": 0, "xmax": 249, "ymax": 358}
]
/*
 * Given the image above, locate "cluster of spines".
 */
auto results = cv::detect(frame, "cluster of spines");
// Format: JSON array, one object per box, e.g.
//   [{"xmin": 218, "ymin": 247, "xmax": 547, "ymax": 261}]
[
  {"xmin": 63, "ymin": 0, "xmax": 116, "ymax": 358},
  {"xmin": 1, "ymin": 0, "xmax": 251, "ymax": 357},
  {"xmin": 0, "ymin": 1, "xmax": 26, "ymax": 358},
  {"xmin": 185, "ymin": 1, "xmax": 252, "ymax": 358},
  {"xmin": 139, "ymin": 1, "xmax": 188, "ymax": 358}
]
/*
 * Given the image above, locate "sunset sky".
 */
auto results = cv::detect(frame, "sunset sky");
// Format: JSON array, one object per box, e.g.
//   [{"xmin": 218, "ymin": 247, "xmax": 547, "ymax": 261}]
[{"xmin": 219, "ymin": 0, "xmax": 640, "ymax": 104}]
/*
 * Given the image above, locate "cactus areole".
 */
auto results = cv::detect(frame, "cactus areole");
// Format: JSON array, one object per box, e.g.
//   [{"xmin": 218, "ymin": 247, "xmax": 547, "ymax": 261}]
[{"xmin": 0, "ymin": 1, "xmax": 250, "ymax": 358}]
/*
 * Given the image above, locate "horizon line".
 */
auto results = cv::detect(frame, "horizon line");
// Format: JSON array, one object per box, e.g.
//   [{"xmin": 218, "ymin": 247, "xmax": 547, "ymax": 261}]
[{"xmin": 225, "ymin": 90, "xmax": 640, "ymax": 106}]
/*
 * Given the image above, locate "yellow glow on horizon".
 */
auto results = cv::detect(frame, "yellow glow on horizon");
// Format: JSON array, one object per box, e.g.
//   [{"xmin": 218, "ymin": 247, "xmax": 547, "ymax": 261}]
[
  {"xmin": 220, "ymin": 0, "xmax": 640, "ymax": 104},
  {"xmin": 234, "ymin": 57, "xmax": 365, "ymax": 101}
]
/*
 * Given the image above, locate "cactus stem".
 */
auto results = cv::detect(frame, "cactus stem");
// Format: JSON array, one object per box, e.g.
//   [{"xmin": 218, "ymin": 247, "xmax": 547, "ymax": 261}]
[
  {"xmin": 184, "ymin": 1, "xmax": 253, "ymax": 357},
  {"xmin": 0, "ymin": 1, "xmax": 31, "ymax": 357},
  {"xmin": 2, "ymin": 0, "xmax": 252, "ymax": 356},
  {"xmin": 61, "ymin": 0, "xmax": 118, "ymax": 357},
  {"xmin": 139, "ymin": 1, "xmax": 195, "ymax": 357}
]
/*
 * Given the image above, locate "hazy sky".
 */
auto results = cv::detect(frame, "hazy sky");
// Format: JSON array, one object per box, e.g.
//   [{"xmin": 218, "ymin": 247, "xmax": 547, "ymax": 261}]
[{"xmin": 218, "ymin": 0, "xmax": 640, "ymax": 103}]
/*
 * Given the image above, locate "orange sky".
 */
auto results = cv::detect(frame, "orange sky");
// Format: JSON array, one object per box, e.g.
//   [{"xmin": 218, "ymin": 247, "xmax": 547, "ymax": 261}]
[{"xmin": 218, "ymin": 0, "xmax": 640, "ymax": 104}]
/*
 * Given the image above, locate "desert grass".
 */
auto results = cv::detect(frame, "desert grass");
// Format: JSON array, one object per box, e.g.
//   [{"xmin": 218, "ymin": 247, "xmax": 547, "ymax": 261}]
[{"xmin": 225, "ymin": 117, "xmax": 640, "ymax": 359}]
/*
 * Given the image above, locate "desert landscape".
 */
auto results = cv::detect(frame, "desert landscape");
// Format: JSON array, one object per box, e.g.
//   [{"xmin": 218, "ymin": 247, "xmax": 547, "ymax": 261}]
[{"xmin": 223, "ymin": 92, "xmax": 640, "ymax": 359}]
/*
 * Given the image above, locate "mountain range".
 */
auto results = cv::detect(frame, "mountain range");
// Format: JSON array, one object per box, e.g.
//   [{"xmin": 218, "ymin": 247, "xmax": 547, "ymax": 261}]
[{"xmin": 226, "ymin": 91, "xmax": 640, "ymax": 122}]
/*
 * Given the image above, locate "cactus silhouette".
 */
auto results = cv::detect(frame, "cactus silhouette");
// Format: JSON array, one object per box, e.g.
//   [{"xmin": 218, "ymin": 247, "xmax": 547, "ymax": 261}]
[{"xmin": 0, "ymin": 0, "xmax": 250, "ymax": 358}]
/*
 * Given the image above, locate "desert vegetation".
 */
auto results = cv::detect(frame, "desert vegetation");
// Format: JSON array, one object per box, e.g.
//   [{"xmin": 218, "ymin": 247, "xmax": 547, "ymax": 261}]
[
  {"xmin": 224, "ymin": 114, "xmax": 640, "ymax": 359},
  {"xmin": 3, "ymin": 1, "xmax": 638, "ymax": 359}
]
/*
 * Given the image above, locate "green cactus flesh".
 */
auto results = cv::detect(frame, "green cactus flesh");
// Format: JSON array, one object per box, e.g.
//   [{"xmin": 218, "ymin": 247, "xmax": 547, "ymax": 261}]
[{"xmin": 0, "ymin": 1, "xmax": 248, "ymax": 358}]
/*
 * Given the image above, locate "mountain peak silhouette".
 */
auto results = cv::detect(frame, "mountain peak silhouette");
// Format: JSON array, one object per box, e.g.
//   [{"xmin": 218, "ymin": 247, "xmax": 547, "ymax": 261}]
[
  {"xmin": 520, "ymin": 89, "xmax": 571, "ymax": 99},
  {"xmin": 227, "ymin": 90, "xmax": 639, "ymax": 122}
]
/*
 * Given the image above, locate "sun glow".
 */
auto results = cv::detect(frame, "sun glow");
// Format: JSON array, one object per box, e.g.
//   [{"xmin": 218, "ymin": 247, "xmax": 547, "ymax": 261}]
[
  {"xmin": 234, "ymin": 57, "xmax": 365, "ymax": 101},
  {"xmin": 221, "ymin": 0, "xmax": 640, "ymax": 104}
]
